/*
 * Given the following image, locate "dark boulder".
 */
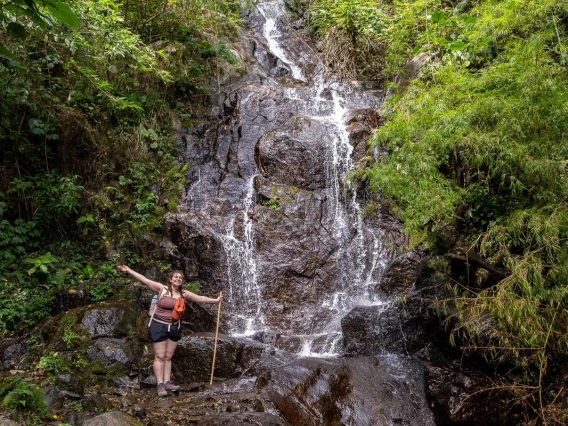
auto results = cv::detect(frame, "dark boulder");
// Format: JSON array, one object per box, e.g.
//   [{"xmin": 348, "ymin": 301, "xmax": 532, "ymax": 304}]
[
  {"xmin": 80, "ymin": 301, "xmax": 147, "ymax": 339},
  {"xmin": 197, "ymin": 412, "xmax": 292, "ymax": 425},
  {"xmin": 173, "ymin": 333, "xmax": 266, "ymax": 383},
  {"xmin": 0, "ymin": 338, "xmax": 29, "ymax": 370},
  {"xmin": 86, "ymin": 337, "xmax": 143, "ymax": 374},
  {"xmin": 257, "ymin": 355, "xmax": 435, "ymax": 426},
  {"xmin": 377, "ymin": 249, "xmax": 423, "ymax": 297},
  {"xmin": 83, "ymin": 411, "xmax": 144, "ymax": 426}
]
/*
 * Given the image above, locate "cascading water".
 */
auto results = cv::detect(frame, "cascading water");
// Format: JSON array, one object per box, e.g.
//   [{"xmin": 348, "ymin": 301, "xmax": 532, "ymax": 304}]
[
  {"xmin": 219, "ymin": 176, "xmax": 265, "ymax": 336},
  {"xmin": 257, "ymin": 2, "xmax": 304, "ymax": 81},
  {"xmin": 180, "ymin": 0, "xmax": 393, "ymax": 355}
]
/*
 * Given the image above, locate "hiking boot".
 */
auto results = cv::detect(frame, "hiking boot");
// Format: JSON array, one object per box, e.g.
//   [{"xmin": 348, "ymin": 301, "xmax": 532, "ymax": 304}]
[
  {"xmin": 157, "ymin": 382, "xmax": 167, "ymax": 397},
  {"xmin": 164, "ymin": 380, "xmax": 180, "ymax": 392}
]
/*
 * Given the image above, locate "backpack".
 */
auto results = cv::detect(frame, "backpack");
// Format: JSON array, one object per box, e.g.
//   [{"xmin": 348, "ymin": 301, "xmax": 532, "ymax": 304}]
[{"xmin": 148, "ymin": 294, "xmax": 159, "ymax": 317}]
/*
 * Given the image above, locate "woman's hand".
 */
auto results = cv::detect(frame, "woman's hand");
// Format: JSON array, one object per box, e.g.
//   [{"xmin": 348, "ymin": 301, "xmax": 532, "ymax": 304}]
[{"xmin": 117, "ymin": 265, "xmax": 129, "ymax": 272}]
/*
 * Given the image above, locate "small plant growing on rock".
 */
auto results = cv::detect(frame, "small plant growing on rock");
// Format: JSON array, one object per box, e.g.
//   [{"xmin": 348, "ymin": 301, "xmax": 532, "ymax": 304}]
[
  {"xmin": 38, "ymin": 352, "xmax": 71, "ymax": 376},
  {"xmin": 90, "ymin": 281, "xmax": 114, "ymax": 302},
  {"xmin": 0, "ymin": 378, "xmax": 47, "ymax": 425},
  {"xmin": 265, "ymin": 197, "xmax": 281, "ymax": 211},
  {"xmin": 187, "ymin": 280, "xmax": 201, "ymax": 294}
]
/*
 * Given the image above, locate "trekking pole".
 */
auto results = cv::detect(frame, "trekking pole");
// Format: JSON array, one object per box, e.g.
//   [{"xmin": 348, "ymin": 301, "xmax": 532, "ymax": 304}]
[{"xmin": 210, "ymin": 291, "xmax": 223, "ymax": 385}]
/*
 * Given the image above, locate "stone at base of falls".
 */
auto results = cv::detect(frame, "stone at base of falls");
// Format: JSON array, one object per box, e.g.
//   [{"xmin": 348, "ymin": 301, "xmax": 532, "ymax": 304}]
[
  {"xmin": 83, "ymin": 411, "xmax": 144, "ymax": 426},
  {"xmin": 256, "ymin": 355, "xmax": 435, "ymax": 426},
  {"xmin": 341, "ymin": 303, "xmax": 442, "ymax": 356},
  {"xmin": 172, "ymin": 333, "xmax": 268, "ymax": 383},
  {"xmin": 197, "ymin": 411, "xmax": 292, "ymax": 426},
  {"xmin": 377, "ymin": 249, "xmax": 423, "ymax": 297}
]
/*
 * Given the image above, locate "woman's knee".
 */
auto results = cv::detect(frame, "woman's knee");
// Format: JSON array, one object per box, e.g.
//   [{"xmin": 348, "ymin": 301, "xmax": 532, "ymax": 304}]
[{"xmin": 154, "ymin": 353, "xmax": 168, "ymax": 363}]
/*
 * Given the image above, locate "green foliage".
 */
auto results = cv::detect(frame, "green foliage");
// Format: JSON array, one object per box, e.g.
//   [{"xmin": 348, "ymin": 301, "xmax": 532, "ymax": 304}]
[
  {"xmin": 0, "ymin": 0, "xmax": 244, "ymax": 337},
  {"xmin": 0, "ymin": 0, "xmax": 78, "ymax": 68},
  {"xmin": 38, "ymin": 351, "xmax": 70, "ymax": 374},
  {"xmin": 360, "ymin": 1, "xmax": 568, "ymax": 408},
  {"xmin": 0, "ymin": 378, "xmax": 47, "ymax": 425},
  {"xmin": 309, "ymin": 0, "xmax": 388, "ymax": 78},
  {"xmin": 186, "ymin": 280, "xmax": 201, "ymax": 294},
  {"xmin": 5, "ymin": 173, "xmax": 83, "ymax": 226},
  {"xmin": 90, "ymin": 281, "xmax": 113, "ymax": 302},
  {"xmin": 306, "ymin": 0, "xmax": 486, "ymax": 77},
  {"xmin": 310, "ymin": 0, "xmax": 388, "ymax": 40},
  {"xmin": 25, "ymin": 252, "xmax": 58, "ymax": 276},
  {"xmin": 264, "ymin": 197, "xmax": 281, "ymax": 211},
  {"xmin": 60, "ymin": 313, "xmax": 87, "ymax": 349},
  {"xmin": 0, "ymin": 280, "xmax": 55, "ymax": 333}
]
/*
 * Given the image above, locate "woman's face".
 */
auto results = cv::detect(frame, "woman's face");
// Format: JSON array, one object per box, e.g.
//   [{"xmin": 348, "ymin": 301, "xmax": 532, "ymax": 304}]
[{"xmin": 170, "ymin": 273, "xmax": 184, "ymax": 287}]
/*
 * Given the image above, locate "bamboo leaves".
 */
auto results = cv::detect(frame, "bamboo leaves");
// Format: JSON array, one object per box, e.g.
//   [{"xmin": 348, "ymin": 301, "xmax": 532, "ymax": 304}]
[{"xmin": 362, "ymin": 0, "xmax": 568, "ymax": 382}]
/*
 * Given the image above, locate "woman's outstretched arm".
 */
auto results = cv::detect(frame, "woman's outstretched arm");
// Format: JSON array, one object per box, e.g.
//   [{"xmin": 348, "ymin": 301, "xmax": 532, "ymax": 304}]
[
  {"xmin": 182, "ymin": 290, "xmax": 222, "ymax": 304},
  {"xmin": 117, "ymin": 265, "xmax": 163, "ymax": 294}
]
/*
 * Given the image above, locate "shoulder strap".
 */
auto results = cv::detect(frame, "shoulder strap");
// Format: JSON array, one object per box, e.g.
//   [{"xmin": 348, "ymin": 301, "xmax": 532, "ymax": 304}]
[
  {"xmin": 159, "ymin": 285, "xmax": 168, "ymax": 299},
  {"xmin": 148, "ymin": 285, "xmax": 168, "ymax": 327}
]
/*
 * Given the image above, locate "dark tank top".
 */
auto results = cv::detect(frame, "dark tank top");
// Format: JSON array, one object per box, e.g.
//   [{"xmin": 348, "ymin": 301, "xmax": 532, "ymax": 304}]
[{"xmin": 154, "ymin": 289, "xmax": 181, "ymax": 323}]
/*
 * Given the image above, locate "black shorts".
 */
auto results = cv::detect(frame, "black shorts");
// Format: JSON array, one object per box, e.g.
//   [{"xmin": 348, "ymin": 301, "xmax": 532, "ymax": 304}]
[{"xmin": 148, "ymin": 320, "xmax": 182, "ymax": 343}]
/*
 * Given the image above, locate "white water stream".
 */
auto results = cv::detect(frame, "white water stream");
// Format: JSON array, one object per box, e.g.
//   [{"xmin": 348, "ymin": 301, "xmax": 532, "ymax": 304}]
[{"xmin": 212, "ymin": 0, "xmax": 390, "ymax": 355}]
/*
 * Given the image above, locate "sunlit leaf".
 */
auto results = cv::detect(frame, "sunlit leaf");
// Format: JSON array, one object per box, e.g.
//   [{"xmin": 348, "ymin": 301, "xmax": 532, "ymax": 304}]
[
  {"xmin": 431, "ymin": 10, "xmax": 447, "ymax": 23},
  {"xmin": 45, "ymin": 1, "xmax": 79, "ymax": 28},
  {"xmin": 449, "ymin": 41, "xmax": 467, "ymax": 51}
]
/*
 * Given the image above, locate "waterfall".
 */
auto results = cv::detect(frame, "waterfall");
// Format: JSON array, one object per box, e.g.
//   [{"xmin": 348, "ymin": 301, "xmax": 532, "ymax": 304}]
[
  {"xmin": 218, "ymin": 176, "xmax": 265, "ymax": 336},
  {"xmin": 180, "ymin": 0, "xmax": 392, "ymax": 355},
  {"xmin": 257, "ymin": 2, "xmax": 304, "ymax": 81}
]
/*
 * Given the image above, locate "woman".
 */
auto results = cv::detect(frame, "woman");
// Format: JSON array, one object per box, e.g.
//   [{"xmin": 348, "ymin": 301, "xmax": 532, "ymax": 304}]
[{"xmin": 117, "ymin": 265, "xmax": 221, "ymax": 396}]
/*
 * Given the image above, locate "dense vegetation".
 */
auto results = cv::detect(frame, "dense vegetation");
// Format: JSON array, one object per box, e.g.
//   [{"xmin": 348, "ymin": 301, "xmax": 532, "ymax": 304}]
[
  {"xmin": 301, "ymin": 0, "xmax": 568, "ymax": 423},
  {"xmin": 4, "ymin": 0, "xmax": 568, "ymax": 423},
  {"xmin": 0, "ymin": 0, "xmax": 242, "ymax": 336}
]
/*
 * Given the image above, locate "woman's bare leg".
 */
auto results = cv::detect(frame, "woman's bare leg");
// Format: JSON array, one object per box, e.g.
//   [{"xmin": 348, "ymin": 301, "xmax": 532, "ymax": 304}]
[
  {"xmin": 163, "ymin": 339, "xmax": 178, "ymax": 382},
  {"xmin": 153, "ymin": 340, "xmax": 167, "ymax": 383}
]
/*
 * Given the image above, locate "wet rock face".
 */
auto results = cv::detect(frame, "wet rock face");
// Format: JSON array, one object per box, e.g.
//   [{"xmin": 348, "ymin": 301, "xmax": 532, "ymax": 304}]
[
  {"xmin": 341, "ymin": 297, "xmax": 451, "ymax": 358},
  {"xmin": 252, "ymin": 180, "xmax": 341, "ymax": 334},
  {"xmin": 257, "ymin": 356, "xmax": 436, "ymax": 426},
  {"xmin": 255, "ymin": 116, "xmax": 329, "ymax": 191},
  {"xmin": 173, "ymin": 333, "xmax": 266, "ymax": 383},
  {"xmin": 163, "ymin": 1, "xmax": 394, "ymax": 342},
  {"xmin": 345, "ymin": 108, "xmax": 382, "ymax": 164},
  {"xmin": 377, "ymin": 249, "xmax": 423, "ymax": 297},
  {"xmin": 342, "ymin": 303, "xmax": 436, "ymax": 356},
  {"xmin": 197, "ymin": 412, "xmax": 292, "ymax": 426},
  {"xmin": 164, "ymin": 213, "xmax": 228, "ymax": 298},
  {"xmin": 342, "ymin": 305, "xmax": 405, "ymax": 355}
]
